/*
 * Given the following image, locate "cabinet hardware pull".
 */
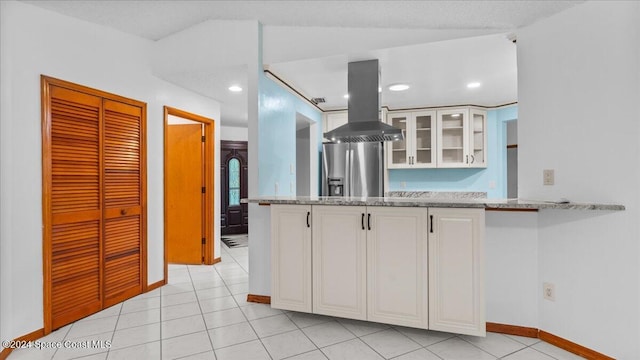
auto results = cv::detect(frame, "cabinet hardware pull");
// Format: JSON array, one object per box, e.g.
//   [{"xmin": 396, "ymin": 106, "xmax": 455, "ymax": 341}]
[
  {"xmin": 470, "ymin": 154, "xmax": 476, "ymax": 164},
  {"xmin": 306, "ymin": 211, "xmax": 310, "ymax": 228},
  {"xmin": 367, "ymin": 213, "xmax": 371, "ymax": 231},
  {"xmin": 430, "ymin": 215, "xmax": 434, "ymax": 233},
  {"xmin": 466, "ymin": 155, "xmax": 469, "ymax": 164},
  {"xmin": 120, "ymin": 209, "xmax": 127, "ymax": 216},
  {"xmin": 361, "ymin": 213, "xmax": 365, "ymax": 230}
]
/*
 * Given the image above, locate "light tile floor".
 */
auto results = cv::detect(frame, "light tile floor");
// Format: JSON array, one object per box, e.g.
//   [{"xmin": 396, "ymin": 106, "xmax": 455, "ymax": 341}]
[{"xmin": 8, "ymin": 243, "xmax": 585, "ymax": 360}]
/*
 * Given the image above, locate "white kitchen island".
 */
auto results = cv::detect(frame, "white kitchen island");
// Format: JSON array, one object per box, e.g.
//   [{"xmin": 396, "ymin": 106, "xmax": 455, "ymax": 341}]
[{"xmin": 243, "ymin": 196, "xmax": 624, "ymax": 338}]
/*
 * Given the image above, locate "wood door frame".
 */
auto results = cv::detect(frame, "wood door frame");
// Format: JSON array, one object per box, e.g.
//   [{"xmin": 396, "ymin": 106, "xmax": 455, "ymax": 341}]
[
  {"xmin": 163, "ymin": 106, "xmax": 216, "ymax": 278},
  {"xmin": 41, "ymin": 75, "xmax": 148, "ymax": 334}
]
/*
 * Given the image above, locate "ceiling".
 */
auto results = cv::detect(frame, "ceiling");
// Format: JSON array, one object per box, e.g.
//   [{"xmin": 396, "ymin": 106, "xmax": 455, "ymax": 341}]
[
  {"xmin": 268, "ymin": 33, "xmax": 518, "ymax": 111},
  {"xmin": 23, "ymin": 0, "xmax": 584, "ymax": 126}
]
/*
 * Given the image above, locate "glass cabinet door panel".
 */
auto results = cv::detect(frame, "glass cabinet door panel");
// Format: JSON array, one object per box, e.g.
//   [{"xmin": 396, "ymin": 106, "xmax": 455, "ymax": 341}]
[
  {"xmin": 470, "ymin": 110, "xmax": 486, "ymax": 167},
  {"xmin": 389, "ymin": 115, "xmax": 409, "ymax": 166},
  {"xmin": 414, "ymin": 113, "xmax": 435, "ymax": 166},
  {"xmin": 437, "ymin": 110, "xmax": 468, "ymax": 167}
]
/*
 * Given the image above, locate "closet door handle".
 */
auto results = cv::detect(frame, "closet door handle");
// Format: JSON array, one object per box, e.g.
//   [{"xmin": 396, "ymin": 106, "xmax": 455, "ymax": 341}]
[
  {"xmin": 430, "ymin": 215, "xmax": 434, "ymax": 233},
  {"xmin": 361, "ymin": 213, "xmax": 365, "ymax": 230},
  {"xmin": 306, "ymin": 211, "xmax": 310, "ymax": 228},
  {"xmin": 120, "ymin": 209, "xmax": 128, "ymax": 216},
  {"xmin": 367, "ymin": 213, "xmax": 371, "ymax": 231}
]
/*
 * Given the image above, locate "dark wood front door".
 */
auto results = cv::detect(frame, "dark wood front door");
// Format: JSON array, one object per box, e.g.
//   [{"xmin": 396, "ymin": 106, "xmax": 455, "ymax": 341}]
[{"xmin": 221, "ymin": 141, "xmax": 248, "ymax": 235}]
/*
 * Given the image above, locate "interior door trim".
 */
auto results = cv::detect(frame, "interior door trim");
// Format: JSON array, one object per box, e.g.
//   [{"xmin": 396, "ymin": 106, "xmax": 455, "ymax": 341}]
[{"xmin": 163, "ymin": 106, "xmax": 216, "ymax": 280}]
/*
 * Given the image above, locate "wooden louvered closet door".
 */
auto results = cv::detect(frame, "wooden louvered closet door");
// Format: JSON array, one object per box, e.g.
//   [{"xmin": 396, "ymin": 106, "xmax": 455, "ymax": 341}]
[
  {"xmin": 46, "ymin": 86, "xmax": 103, "ymax": 329},
  {"xmin": 103, "ymin": 100, "xmax": 144, "ymax": 307},
  {"xmin": 43, "ymin": 76, "xmax": 146, "ymax": 332}
]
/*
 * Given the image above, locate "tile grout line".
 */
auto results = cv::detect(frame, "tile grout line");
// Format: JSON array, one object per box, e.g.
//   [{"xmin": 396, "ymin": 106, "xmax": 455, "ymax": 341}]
[
  {"xmin": 356, "ymin": 326, "xmax": 423, "ymax": 360},
  {"xmin": 280, "ymin": 312, "xmax": 324, "ymax": 357},
  {"xmin": 214, "ymin": 242, "xmax": 274, "ymax": 360},
  {"xmin": 456, "ymin": 335, "xmax": 509, "ymax": 359},
  {"xmin": 187, "ymin": 264, "xmax": 218, "ymax": 360},
  {"xmin": 48, "ymin": 321, "xmax": 72, "ymax": 360},
  {"xmin": 103, "ymin": 302, "xmax": 125, "ymax": 359}
]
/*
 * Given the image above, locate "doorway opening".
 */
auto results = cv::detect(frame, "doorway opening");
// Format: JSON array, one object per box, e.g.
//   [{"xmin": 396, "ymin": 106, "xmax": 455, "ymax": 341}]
[
  {"xmin": 221, "ymin": 140, "xmax": 248, "ymax": 236},
  {"xmin": 296, "ymin": 113, "xmax": 317, "ymax": 196},
  {"xmin": 163, "ymin": 107, "xmax": 216, "ymax": 278}
]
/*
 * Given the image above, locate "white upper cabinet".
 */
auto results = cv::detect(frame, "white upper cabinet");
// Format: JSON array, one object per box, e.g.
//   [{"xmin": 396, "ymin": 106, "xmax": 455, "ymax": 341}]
[
  {"xmin": 323, "ymin": 111, "xmax": 348, "ymax": 141},
  {"xmin": 388, "ymin": 107, "xmax": 487, "ymax": 169},
  {"xmin": 387, "ymin": 111, "xmax": 437, "ymax": 169},
  {"xmin": 469, "ymin": 109, "xmax": 488, "ymax": 168},
  {"xmin": 437, "ymin": 108, "xmax": 470, "ymax": 168},
  {"xmin": 437, "ymin": 108, "xmax": 488, "ymax": 168}
]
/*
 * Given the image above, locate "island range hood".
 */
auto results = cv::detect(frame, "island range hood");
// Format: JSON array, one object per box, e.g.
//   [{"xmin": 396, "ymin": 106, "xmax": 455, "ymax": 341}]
[{"xmin": 323, "ymin": 59, "xmax": 404, "ymax": 143}]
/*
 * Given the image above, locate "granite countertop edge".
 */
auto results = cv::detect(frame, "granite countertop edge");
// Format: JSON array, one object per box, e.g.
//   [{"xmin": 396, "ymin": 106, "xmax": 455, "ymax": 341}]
[{"xmin": 242, "ymin": 197, "xmax": 625, "ymax": 211}]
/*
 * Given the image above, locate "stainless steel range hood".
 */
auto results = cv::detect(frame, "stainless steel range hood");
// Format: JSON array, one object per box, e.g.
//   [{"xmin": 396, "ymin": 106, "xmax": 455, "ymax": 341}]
[{"xmin": 324, "ymin": 60, "xmax": 404, "ymax": 143}]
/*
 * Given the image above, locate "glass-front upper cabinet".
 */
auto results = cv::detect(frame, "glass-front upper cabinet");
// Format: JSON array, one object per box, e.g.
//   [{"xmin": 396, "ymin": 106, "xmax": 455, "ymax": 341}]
[
  {"xmin": 436, "ymin": 108, "xmax": 487, "ymax": 168},
  {"xmin": 413, "ymin": 112, "xmax": 436, "ymax": 167},
  {"xmin": 437, "ymin": 109, "xmax": 468, "ymax": 167},
  {"xmin": 387, "ymin": 111, "xmax": 436, "ymax": 169},
  {"xmin": 469, "ymin": 109, "xmax": 487, "ymax": 168},
  {"xmin": 388, "ymin": 113, "xmax": 409, "ymax": 167}
]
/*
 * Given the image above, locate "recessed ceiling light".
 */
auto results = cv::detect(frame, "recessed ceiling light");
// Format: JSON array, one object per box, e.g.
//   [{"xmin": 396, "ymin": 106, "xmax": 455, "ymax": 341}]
[
  {"xmin": 388, "ymin": 84, "xmax": 410, "ymax": 92},
  {"xmin": 467, "ymin": 82, "xmax": 481, "ymax": 89},
  {"xmin": 343, "ymin": 94, "xmax": 349, "ymax": 99},
  {"xmin": 228, "ymin": 85, "xmax": 243, "ymax": 92}
]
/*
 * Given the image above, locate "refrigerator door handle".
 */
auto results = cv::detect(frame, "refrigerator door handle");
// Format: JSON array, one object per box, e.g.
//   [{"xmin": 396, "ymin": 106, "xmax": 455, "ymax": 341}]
[
  {"xmin": 348, "ymin": 148, "xmax": 354, "ymax": 197},
  {"xmin": 344, "ymin": 148, "xmax": 350, "ymax": 197}
]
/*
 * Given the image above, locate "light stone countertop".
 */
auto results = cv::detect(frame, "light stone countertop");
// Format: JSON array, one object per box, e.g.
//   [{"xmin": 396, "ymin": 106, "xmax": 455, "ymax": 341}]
[{"xmin": 243, "ymin": 196, "xmax": 625, "ymax": 211}]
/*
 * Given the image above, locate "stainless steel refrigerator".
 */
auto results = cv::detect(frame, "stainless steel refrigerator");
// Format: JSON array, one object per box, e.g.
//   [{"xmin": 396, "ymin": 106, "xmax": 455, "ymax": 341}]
[{"xmin": 322, "ymin": 142, "xmax": 383, "ymax": 197}]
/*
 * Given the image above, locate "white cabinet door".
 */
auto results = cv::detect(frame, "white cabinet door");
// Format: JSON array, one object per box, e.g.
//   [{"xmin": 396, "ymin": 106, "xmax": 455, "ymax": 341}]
[
  {"xmin": 271, "ymin": 204, "xmax": 312, "ymax": 312},
  {"xmin": 411, "ymin": 111, "xmax": 437, "ymax": 168},
  {"xmin": 387, "ymin": 111, "xmax": 436, "ymax": 169},
  {"xmin": 387, "ymin": 113, "xmax": 411, "ymax": 168},
  {"xmin": 468, "ymin": 109, "xmax": 487, "ymax": 168},
  {"xmin": 367, "ymin": 207, "xmax": 429, "ymax": 328},
  {"xmin": 428, "ymin": 208, "xmax": 485, "ymax": 336},
  {"xmin": 312, "ymin": 205, "xmax": 367, "ymax": 320},
  {"xmin": 437, "ymin": 109, "xmax": 470, "ymax": 168},
  {"xmin": 323, "ymin": 112, "xmax": 348, "ymax": 141}
]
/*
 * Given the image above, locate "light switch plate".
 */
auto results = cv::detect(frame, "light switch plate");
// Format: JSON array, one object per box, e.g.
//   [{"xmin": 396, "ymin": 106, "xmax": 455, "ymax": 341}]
[{"xmin": 543, "ymin": 169, "xmax": 555, "ymax": 185}]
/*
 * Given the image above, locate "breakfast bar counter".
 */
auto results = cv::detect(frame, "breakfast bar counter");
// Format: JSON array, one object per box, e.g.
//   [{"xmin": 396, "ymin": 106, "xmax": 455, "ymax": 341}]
[{"xmin": 243, "ymin": 196, "xmax": 625, "ymax": 211}]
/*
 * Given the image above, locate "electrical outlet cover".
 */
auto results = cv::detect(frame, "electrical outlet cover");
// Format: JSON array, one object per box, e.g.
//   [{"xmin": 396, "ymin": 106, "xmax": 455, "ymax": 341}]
[
  {"xmin": 543, "ymin": 282, "xmax": 555, "ymax": 301},
  {"xmin": 543, "ymin": 169, "xmax": 555, "ymax": 185}
]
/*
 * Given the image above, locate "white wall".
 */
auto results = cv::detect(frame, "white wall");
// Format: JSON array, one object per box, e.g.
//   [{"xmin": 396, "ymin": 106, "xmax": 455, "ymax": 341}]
[
  {"xmin": 0, "ymin": 1, "xmax": 221, "ymax": 345},
  {"xmin": 221, "ymin": 126, "xmax": 249, "ymax": 141},
  {"xmin": 518, "ymin": 1, "xmax": 640, "ymax": 358},
  {"xmin": 485, "ymin": 212, "xmax": 538, "ymax": 327}
]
